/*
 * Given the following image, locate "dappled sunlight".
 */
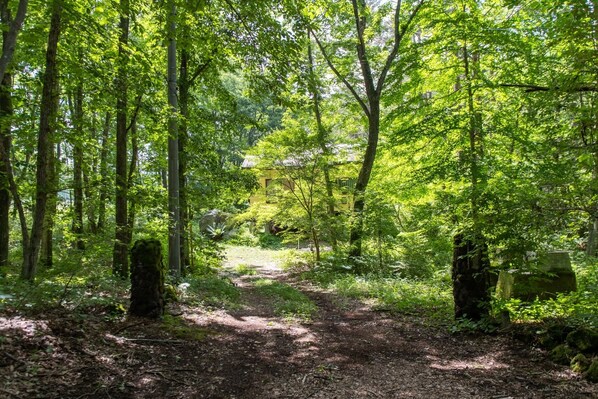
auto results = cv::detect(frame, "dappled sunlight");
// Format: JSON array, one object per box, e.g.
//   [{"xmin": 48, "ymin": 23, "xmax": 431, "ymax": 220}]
[
  {"xmin": 0, "ymin": 316, "xmax": 48, "ymax": 336},
  {"xmin": 428, "ymin": 353, "xmax": 510, "ymax": 371}
]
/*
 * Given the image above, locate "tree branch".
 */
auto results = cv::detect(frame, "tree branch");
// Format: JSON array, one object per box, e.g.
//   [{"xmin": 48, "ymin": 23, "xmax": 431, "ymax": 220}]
[
  {"xmin": 499, "ymin": 83, "xmax": 598, "ymax": 93},
  {"xmin": 189, "ymin": 57, "xmax": 213, "ymax": 86},
  {"xmin": 125, "ymin": 94, "xmax": 142, "ymax": 133},
  {"xmin": 376, "ymin": 0, "xmax": 424, "ymax": 95},
  {"xmin": 310, "ymin": 28, "xmax": 370, "ymax": 118}
]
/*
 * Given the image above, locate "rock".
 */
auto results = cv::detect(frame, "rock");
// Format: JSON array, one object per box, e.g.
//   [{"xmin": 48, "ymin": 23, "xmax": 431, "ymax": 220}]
[
  {"xmin": 571, "ymin": 353, "xmax": 591, "ymax": 373},
  {"xmin": 537, "ymin": 324, "xmax": 575, "ymax": 349},
  {"xmin": 200, "ymin": 209, "xmax": 230, "ymax": 234},
  {"xmin": 549, "ymin": 344, "xmax": 575, "ymax": 365},
  {"xmin": 566, "ymin": 328, "xmax": 598, "ymax": 353},
  {"xmin": 584, "ymin": 358, "xmax": 598, "ymax": 383},
  {"xmin": 496, "ymin": 251, "xmax": 576, "ymax": 301}
]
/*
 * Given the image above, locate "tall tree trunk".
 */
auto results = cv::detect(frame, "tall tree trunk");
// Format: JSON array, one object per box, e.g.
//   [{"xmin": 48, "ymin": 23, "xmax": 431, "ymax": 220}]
[
  {"xmin": 21, "ymin": 0, "xmax": 62, "ymax": 281},
  {"xmin": 126, "ymin": 119, "xmax": 138, "ymax": 245},
  {"xmin": 0, "ymin": 71, "xmax": 10, "ymax": 274},
  {"xmin": 72, "ymin": 84, "xmax": 85, "ymax": 249},
  {"xmin": 112, "ymin": 0, "xmax": 130, "ymax": 278},
  {"xmin": 0, "ymin": 2, "xmax": 11, "ymax": 274},
  {"xmin": 83, "ymin": 114, "xmax": 97, "ymax": 234},
  {"xmin": 451, "ymin": 40, "xmax": 491, "ymax": 321},
  {"xmin": 97, "ymin": 111, "xmax": 110, "ymax": 232},
  {"xmin": 0, "ymin": 0, "xmax": 28, "ymax": 83},
  {"xmin": 40, "ymin": 142, "xmax": 59, "ymax": 268},
  {"xmin": 167, "ymin": 0, "xmax": 180, "ymax": 278},
  {"xmin": 179, "ymin": 49, "xmax": 190, "ymax": 273}
]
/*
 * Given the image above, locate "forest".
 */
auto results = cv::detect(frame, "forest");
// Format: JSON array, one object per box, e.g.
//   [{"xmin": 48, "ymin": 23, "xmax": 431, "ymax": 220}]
[{"xmin": 1, "ymin": 0, "xmax": 598, "ymax": 398}]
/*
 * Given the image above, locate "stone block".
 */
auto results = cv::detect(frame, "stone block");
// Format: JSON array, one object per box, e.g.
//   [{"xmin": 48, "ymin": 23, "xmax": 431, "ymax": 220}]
[{"xmin": 496, "ymin": 251, "xmax": 576, "ymax": 301}]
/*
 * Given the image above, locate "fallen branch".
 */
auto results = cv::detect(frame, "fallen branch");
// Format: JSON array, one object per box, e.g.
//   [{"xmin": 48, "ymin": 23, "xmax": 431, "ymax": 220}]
[
  {"xmin": 112, "ymin": 320, "xmax": 149, "ymax": 334},
  {"xmin": 118, "ymin": 337, "xmax": 186, "ymax": 345}
]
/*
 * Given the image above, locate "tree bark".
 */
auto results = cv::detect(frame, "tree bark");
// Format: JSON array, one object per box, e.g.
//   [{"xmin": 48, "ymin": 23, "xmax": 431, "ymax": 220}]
[
  {"xmin": 72, "ymin": 84, "xmax": 85, "ymax": 249},
  {"xmin": 167, "ymin": 0, "xmax": 181, "ymax": 278},
  {"xmin": 39, "ymin": 142, "xmax": 59, "ymax": 269},
  {"xmin": 21, "ymin": 0, "xmax": 62, "ymax": 281},
  {"xmin": 126, "ymin": 119, "xmax": 138, "ymax": 245},
  {"xmin": 0, "ymin": 0, "xmax": 28, "ymax": 84},
  {"xmin": 97, "ymin": 112, "xmax": 110, "ymax": 232},
  {"xmin": 112, "ymin": 0, "xmax": 130, "ymax": 278},
  {"xmin": 0, "ymin": 71, "xmax": 10, "ymax": 274},
  {"xmin": 179, "ymin": 48, "xmax": 190, "ymax": 273},
  {"xmin": 452, "ymin": 233, "xmax": 491, "ymax": 321},
  {"xmin": 0, "ymin": 0, "xmax": 12, "ymax": 274}
]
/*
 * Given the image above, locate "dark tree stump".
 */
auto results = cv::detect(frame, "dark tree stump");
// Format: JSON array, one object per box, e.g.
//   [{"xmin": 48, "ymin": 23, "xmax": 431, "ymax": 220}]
[
  {"xmin": 452, "ymin": 233, "xmax": 491, "ymax": 321},
  {"xmin": 129, "ymin": 239, "xmax": 165, "ymax": 318}
]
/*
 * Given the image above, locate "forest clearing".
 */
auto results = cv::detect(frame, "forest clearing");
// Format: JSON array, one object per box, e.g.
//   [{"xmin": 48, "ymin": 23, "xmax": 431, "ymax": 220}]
[{"xmin": 1, "ymin": 246, "xmax": 596, "ymax": 398}]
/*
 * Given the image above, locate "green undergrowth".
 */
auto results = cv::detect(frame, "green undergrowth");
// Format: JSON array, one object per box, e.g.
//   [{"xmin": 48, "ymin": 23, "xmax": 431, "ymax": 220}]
[
  {"xmin": 233, "ymin": 263, "xmax": 257, "ymax": 276},
  {"xmin": 325, "ymin": 274, "xmax": 452, "ymax": 323},
  {"xmin": 288, "ymin": 250, "xmax": 453, "ymax": 324},
  {"xmin": 253, "ymin": 278, "xmax": 317, "ymax": 321},
  {"xmin": 492, "ymin": 254, "xmax": 598, "ymax": 329},
  {"xmin": 161, "ymin": 314, "xmax": 215, "ymax": 340},
  {"xmin": 182, "ymin": 275, "xmax": 241, "ymax": 309},
  {"xmin": 0, "ymin": 247, "xmax": 130, "ymax": 317}
]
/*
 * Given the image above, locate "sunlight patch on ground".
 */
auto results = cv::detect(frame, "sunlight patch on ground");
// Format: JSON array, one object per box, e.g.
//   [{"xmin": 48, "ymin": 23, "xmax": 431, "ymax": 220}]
[
  {"xmin": 186, "ymin": 311, "xmax": 320, "ymax": 348},
  {"xmin": 223, "ymin": 245, "xmax": 289, "ymax": 270},
  {"xmin": 428, "ymin": 353, "xmax": 509, "ymax": 371},
  {"xmin": 0, "ymin": 316, "xmax": 48, "ymax": 336}
]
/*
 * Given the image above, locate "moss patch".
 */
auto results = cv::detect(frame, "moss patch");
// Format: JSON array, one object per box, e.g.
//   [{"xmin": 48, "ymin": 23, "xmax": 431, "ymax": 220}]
[
  {"xmin": 549, "ymin": 344, "xmax": 575, "ymax": 365},
  {"xmin": 584, "ymin": 359, "xmax": 598, "ymax": 383}
]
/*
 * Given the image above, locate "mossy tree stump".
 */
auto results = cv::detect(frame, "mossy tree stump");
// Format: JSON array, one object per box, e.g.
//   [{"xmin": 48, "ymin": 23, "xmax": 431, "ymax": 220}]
[
  {"xmin": 452, "ymin": 233, "xmax": 491, "ymax": 321},
  {"xmin": 129, "ymin": 239, "xmax": 165, "ymax": 318}
]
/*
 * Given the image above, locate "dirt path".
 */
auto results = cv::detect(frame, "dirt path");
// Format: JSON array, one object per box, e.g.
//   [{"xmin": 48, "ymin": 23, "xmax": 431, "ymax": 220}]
[
  {"xmin": 170, "ymin": 247, "xmax": 597, "ymax": 398},
  {"xmin": 1, "ymin": 246, "xmax": 597, "ymax": 398}
]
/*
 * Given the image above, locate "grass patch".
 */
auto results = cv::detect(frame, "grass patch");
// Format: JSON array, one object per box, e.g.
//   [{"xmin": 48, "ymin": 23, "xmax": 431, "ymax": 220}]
[
  {"xmin": 161, "ymin": 314, "xmax": 214, "ymax": 340},
  {"xmin": 328, "ymin": 275, "xmax": 453, "ymax": 323},
  {"xmin": 234, "ymin": 263, "xmax": 257, "ymax": 276},
  {"xmin": 183, "ymin": 276, "xmax": 241, "ymax": 309},
  {"xmin": 254, "ymin": 278, "xmax": 317, "ymax": 321}
]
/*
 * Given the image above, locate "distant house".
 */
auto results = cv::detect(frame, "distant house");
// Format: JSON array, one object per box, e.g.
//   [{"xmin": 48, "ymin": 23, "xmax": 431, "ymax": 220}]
[{"xmin": 241, "ymin": 144, "xmax": 360, "ymax": 213}]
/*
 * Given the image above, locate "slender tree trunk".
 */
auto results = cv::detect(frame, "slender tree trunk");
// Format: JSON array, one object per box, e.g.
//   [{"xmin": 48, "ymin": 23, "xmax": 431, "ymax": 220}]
[
  {"xmin": 167, "ymin": 0, "xmax": 181, "ymax": 277},
  {"xmin": 126, "ymin": 119, "xmax": 138, "ymax": 245},
  {"xmin": 21, "ymin": 0, "xmax": 62, "ymax": 281},
  {"xmin": 39, "ymin": 142, "xmax": 59, "ymax": 268},
  {"xmin": 349, "ymin": 99, "xmax": 380, "ymax": 263},
  {"xmin": 112, "ymin": 0, "xmax": 130, "ymax": 278},
  {"xmin": 71, "ymin": 84, "xmax": 85, "ymax": 249},
  {"xmin": 0, "ymin": 2, "xmax": 12, "ymax": 274},
  {"xmin": 307, "ymin": 37, "xmax": 337, "ymax": 250},
  {"xmin": 179, "ymin": 49, "xmax": 190, "ymax": 273},
  {"xmin": 451, "ymin": 41, "xmax": 491, "ymax": 321},
  {"xmin": 313, "ymin": 1, "xmax": 424, "ymax": 263},
  {"xmin": 0, "ymin": 71, "xmax": 10, "ymax": 273},
  {"xmin": 83, "ymin": 115, "xmax": 97, "ymax": 234},
  {"xmin": 97, "ymin": 112, "xmax": 110, "ymax": 232}
]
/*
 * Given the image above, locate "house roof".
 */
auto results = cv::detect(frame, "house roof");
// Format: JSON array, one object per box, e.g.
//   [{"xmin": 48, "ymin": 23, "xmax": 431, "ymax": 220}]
[{"xmin": 242, "ymin": 143, "xmax": 360, "ymax": 169}]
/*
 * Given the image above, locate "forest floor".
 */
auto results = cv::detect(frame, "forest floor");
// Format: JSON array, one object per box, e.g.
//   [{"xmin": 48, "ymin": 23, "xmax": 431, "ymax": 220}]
[{"xmin": 1, "ymin": 246, "xmax": 597, "ymax": 399}]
